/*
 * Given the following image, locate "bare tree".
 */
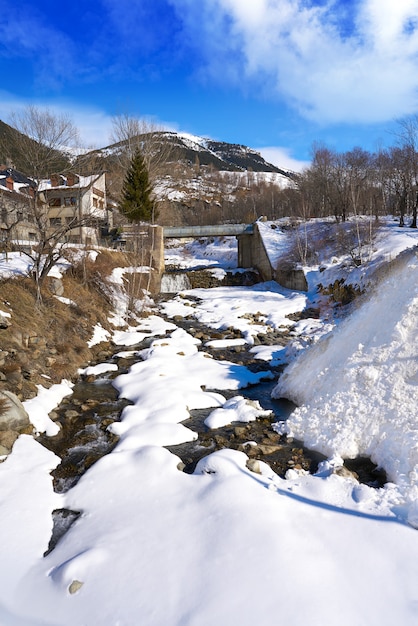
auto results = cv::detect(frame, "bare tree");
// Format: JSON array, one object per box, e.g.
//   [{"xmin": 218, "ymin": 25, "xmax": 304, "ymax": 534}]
[
  {"xmin": 394, "ymin": 116, "xmax": 418, "ymax": 227},
  {"xmin": 110, "ymin": 113, "xmax": 173, "ymax": 184},
  {"xmin": 6, "ymin": 106, "xmax": 78, "ymax": 180}
]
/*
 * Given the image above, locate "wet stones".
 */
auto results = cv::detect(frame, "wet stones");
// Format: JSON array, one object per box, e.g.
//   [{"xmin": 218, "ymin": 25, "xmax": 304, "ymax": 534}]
[
  {"xmin": 37, "ymin": 376, "xmax": 131, "ymax": 492},
  {"xmin": 44, "ymin": 508, "xmax": 81, "ymax": 556},
  {"xmin": 168, "ymin": 406, "xmax": 324, "ymax": 478}
]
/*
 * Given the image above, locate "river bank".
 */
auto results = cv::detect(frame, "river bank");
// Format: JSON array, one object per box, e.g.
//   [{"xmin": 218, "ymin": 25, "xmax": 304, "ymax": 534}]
[{"xmin": 2, "ymin": 220, "xmax": 418, "ymax": 625}]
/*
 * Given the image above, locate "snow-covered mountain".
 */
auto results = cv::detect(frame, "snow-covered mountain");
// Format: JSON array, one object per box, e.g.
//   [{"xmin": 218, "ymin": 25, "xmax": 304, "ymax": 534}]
[
  {"xmin": 86, "ymin": 130, "xmax": 296, "ymax": 178},
  {"xmin": 84, "ymin": 130, "xmax": 297, "ymax": 225},
  {"xmin": 162, "ymin": 131, "xmax": 296, "ymax": 177},
  {"xmin": 0, "ymin": 120, "xmax": 298, "ymax": 226}
]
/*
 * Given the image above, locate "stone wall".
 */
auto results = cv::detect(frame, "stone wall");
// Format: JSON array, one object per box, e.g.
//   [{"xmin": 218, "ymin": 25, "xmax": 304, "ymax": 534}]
[{"xmin": 274, "ymin": 268, "xmax": 308, "ymax": 292}]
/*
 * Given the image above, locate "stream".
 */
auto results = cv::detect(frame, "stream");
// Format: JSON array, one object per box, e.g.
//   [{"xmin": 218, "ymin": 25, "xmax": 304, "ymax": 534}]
[{"xmin": 37, "ymin": 269, "xmax": 388, "ymax": 553}]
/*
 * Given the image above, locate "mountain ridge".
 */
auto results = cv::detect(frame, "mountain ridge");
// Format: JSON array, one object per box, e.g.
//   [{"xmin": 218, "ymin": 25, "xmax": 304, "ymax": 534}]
[
  {"xmin": 0, "ymin": 119, "xmax": 296, "ymax": 181},
  {"xmin": 85, "ymin": 130, "xmax": 297, "ymax": 180}
]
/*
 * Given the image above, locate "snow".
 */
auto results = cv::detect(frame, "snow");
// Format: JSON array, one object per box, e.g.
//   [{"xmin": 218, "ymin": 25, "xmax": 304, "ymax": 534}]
[
  {"xmin": 204, "ymin": 395, "xmax": 272, "ymax": 428},
  {"xmin": 38, "ymin": 174, "xmax": 98, "ymax": 191},
  {"xmin": 273, "ymin": 248, "xmax": 418, "ymax": 512},
  {"xmin": 257, "ymin": 219, "xmax": 293, "ymax": 268},
  {"xmin": 23, "ymin": 380, "xmax": 74, "ymax": 436},
  {"xmin": 2, "ymin": 220, "xmax": 418, "ymax": 623},
  {"xmin": 54, "ymin": 295, "xmax": 74, "ymax": 306},
  {"xmin": 87, "ymin": 323, "xmax": 110, "ymax": 347},
  {"xmin": 204, "ymin": 337, "xmax": 247, "ymax": 348},
  {"xmin": 161, "ymin": 281, "xmax": 307, "ymax": 344},
  {"xmin": 78, "ymin": 363, "xmax": 118, "ymax": 377},
  {"xmin": 112, "ymin": 315, "xmax": 176, "ymax": 346},
  {"xmin": 249, "ymin": 343, "xmax": 287, "ymax": 365},
  {"xmin": 109, "ymin": 327, "xmax": 272, "ymax": 450},
  {"xmin": 165, "ymin": 235, "xmax": 238, "ymax": 270}
]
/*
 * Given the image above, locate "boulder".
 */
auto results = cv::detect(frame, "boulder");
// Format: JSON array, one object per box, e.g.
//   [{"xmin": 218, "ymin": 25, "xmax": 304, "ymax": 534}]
[
  {"xmin": 0, "ymin": 391, "xmax": 32, "ymax": 456},
  {"xmin": 0, "ymin": 390, "xmax": 31, "ymax": 433}
]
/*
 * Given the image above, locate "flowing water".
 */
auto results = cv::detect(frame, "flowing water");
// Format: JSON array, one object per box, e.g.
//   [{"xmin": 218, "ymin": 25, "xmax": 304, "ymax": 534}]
[
  {"xmin": 160, "ymin": 271, "xmax": 192, "ymax": 293},
  {"xmin": 39, "ymin": 272, "xmax": 387, "ymax": 552}
]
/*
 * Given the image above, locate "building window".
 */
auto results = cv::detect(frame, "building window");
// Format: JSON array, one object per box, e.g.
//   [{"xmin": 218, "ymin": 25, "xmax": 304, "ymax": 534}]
[
  {"xmin": 64, "ymin": 196, "xmax": 77, "ymax": 206},
  {"xmin": 66, "ymin": 216, "xmax": 76, "ymax": 226},
  {"xmin": 49, "ymin": 217, "xmax": 62, "ymax": 227},
  {"xmin": 93, "ymin": 197, "xmax": 98, "ymax": 208},
  {"xmin": 28, "ymin": 232, "xmax": 37, "ymax": 240},
  {"xmin": 49, "ymin": 198, "xmax": 61, "ymax": 207}
]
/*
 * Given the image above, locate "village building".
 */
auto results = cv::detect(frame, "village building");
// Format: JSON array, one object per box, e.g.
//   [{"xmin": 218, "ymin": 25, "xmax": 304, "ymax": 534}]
[
  {"xmin": 38, "ymin": 172, "xmax": 115, "ymax": 246},
  {"xmin": 0, "ymin": 168, "xmax": 37, "ymax": 247}
]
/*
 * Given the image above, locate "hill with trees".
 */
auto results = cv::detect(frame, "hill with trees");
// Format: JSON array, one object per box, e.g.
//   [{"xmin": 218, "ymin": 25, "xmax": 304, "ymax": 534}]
[{"xmin": 4, "ymin": 109, "xmax": 418, "ymax": 230}]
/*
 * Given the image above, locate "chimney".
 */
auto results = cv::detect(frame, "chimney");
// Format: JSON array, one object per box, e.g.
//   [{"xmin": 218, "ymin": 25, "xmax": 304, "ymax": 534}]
[
  {"xmin": 50, "ymin": 174, "xmax": 60, "ymax": 187},
  {"xmin": 66, "ymin": 173, "xmax": 78, "ymax": 186},
  {"xmin": 6, "ymin": 176, "xmax": 13, "ymax": 191}
]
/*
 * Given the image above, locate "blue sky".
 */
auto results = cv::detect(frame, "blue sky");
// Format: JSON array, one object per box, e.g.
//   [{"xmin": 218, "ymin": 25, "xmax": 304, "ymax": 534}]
[{"xmin": 1, "ymin": 0, "xmax": 418, "ymax": 171}]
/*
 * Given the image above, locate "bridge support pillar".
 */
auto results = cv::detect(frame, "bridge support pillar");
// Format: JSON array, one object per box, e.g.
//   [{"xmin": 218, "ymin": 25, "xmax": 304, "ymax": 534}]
[{"xmin": 237, "ymin": 233, "xmax": 253, "ymax": 269}]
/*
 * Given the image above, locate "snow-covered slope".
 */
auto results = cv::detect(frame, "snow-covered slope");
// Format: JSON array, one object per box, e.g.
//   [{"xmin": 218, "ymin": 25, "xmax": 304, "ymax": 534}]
[
  {"xmin": 274, "ymin": 247, "xmax": 418, "ymax": 509},
  {"xmin": 86, "ymin": 130, "xmax": 295, "ymax": 177}
]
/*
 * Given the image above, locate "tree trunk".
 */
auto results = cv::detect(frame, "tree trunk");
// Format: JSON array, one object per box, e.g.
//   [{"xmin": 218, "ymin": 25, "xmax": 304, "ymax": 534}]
[{"xmin": 411, "ymin": 192, "xmax": 418, "ymax": 228}]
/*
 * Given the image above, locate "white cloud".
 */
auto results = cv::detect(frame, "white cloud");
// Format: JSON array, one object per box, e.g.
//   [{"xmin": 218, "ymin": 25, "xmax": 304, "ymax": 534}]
[
  {"xmin": 0, "ymin": 92, "xmax": 179, "ymax": 149},
  {"xmin": 171, "ymin": 0, "xmax": 418, "ymax": 124},
  {"xmin": 0, "ymin": 93, "xmax": 113, "ymax": 148},
  {"xmin": 70, "ymin": 107, "xmax": 114, "ymax": 148},
  {"xmin": 257, "ymin": 146, "xmax": 310, "ymax": 173}
]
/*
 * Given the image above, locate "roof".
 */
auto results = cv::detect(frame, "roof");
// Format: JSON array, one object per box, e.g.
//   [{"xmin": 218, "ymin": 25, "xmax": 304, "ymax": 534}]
[
  {"xmin": 37, "ymin": 173, "xmax": 101, "ymax": 192},
  {"xmin": 0, "ymin": 168, "xmax": 35, "ymax": 187}
]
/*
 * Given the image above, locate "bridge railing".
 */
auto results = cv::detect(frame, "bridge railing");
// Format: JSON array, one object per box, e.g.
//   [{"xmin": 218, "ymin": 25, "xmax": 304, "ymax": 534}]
[{"xmin": 163, "ymin": 223, "xmax": 254, "ymax": 238}]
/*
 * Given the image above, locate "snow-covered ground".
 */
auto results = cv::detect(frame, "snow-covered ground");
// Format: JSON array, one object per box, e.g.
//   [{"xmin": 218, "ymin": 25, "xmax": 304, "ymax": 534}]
[{"xmin": 2, "ymin": 219, "xmax": 418, "ymax": 624}]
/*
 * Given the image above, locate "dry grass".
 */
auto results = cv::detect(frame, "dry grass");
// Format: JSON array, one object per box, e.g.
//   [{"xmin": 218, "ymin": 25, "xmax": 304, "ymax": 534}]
[
  {"xmin": 319, "ymin": 279, "xmax": 363, "ymax": 306},
  {"xmin": 67, "ymin": 249, "xmax": 130, "ymax": 307},
  {"xmin": 0, "ymin": 266, "xmax": 115, "ymax": 389},
  {"xmin": 1, "ymin": 363, "xmax": 21, "ymax": 374},
  {"xmin": 0, "ymin": 247, "xmax": 153, "ymax": 396}
]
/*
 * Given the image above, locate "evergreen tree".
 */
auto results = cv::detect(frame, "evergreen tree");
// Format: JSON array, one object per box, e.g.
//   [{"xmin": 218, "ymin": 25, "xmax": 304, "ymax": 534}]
[{"xmin": 119, "ymin": 148, "xmax": 155, "ymax": 222}]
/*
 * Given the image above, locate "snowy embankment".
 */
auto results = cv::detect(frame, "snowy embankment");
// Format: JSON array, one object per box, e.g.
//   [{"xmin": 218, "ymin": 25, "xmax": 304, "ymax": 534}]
[{"xmin": 274, "ymin": 248, "xmax": 418, "ymax": 515}]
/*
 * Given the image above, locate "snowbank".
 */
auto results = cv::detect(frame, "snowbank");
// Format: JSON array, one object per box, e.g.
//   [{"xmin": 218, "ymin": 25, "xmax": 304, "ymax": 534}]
[{"xmin": 273, "ymin": 249, "xmax": 418, "ymax": 508}]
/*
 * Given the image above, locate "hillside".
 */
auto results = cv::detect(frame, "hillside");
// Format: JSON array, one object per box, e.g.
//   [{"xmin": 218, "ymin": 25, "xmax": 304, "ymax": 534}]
[
  {"xmin": 0, "ymin": 120, "xmax": 297, "ymax": 226},
  {"xmin": 0, "ymin": 120, "xmax": 71, "ymax": 175},
  {"xmin": 84, "ymin": 130, "xmax": 295, "ymax": 178}
]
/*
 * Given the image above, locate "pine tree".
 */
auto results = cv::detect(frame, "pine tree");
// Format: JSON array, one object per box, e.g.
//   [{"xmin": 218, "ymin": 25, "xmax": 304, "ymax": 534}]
[{"xmin": 119, "ymin": 148, "xmax": 155, "ymax": 222}]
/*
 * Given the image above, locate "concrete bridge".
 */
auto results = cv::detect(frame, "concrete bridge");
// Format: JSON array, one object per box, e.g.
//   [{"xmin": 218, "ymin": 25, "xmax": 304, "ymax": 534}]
[
  {"xmin": 127, "ymin": 221, "xmax": 308, "ymax": 295},
  {"xmin": 163, "ymin": 220, "xmax": 307, "ymax": 290},
  {"xmin": 163, "ymin": 223, "xmax": 257, "ymax": 272}
]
